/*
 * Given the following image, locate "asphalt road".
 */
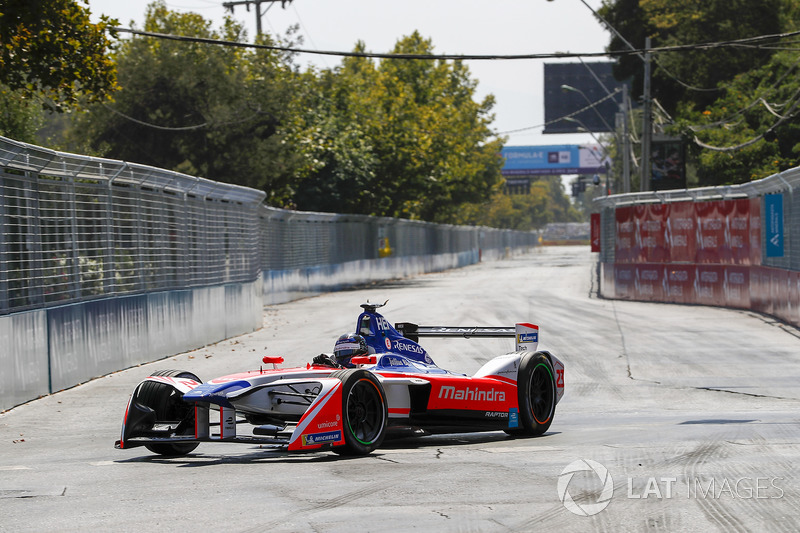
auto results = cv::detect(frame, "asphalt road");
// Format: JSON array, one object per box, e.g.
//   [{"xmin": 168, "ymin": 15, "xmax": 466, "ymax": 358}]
[{"xmin": 2, "ymin": 246, "xmax": 800, "ymax": 532}]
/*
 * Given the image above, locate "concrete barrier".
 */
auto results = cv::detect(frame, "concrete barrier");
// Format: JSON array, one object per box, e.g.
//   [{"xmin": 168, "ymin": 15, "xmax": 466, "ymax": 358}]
[
  {"xmin": 262, "ymin": 251, "xmax": 479, "ymax": 305},
  {"xmin": 0, "ymin": 310, "xmax": 49, "ymax": 410},
  {"xmin": 1, "ymin": 278, "xmax": 262, "ymax": 412}
]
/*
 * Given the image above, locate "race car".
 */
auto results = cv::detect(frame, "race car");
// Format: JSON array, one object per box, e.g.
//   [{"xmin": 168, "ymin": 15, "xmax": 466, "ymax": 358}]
[{"xmin": 115, "ymin": 302, "xmax": 565, "ymax": 456}]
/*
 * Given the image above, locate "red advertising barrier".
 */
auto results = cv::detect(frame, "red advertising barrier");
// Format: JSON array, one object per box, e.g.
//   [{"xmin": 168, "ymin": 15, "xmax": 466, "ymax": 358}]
[
  {"xmin": 615, "ymin": 206, "xmax": 635, "ymax": 263},
  {"xmin": 665, "ymin": 264, "xmax": 694, "ymax": 304},
  {"xmin": 639, "ymin": 203, "xmax": 670, "ymax": 263},
  {"xmin": 613, "ymin": 264, "xmax": 636, "ymax": 300},
  {"xmin": 749, "ymin": 197, "xmax": 762, "ymax": 266},
  {"xmin": 591, "ymin": 213, "xmax": 601, "ymax": 252},
  {"xmin": 695, "ymin": 200, "xmax": 729, "ymax": 264},
  {"xmin": 614, "ymin": 198, "xmax": 761, "ymax": 266},
  {"xmin": 722, "ymin": 265, "xmax": 751, "ymax": 309},
  {"xmin": 666, "ymin": 201, "xmax": 696, "ymax": 263},
  {"xmin": 642, "ymin": 264, "xmax": 667, "ymax": 301},
  {"xmin": 610, "ymin": 264, "xmax": 752, "ymax": 308},
  {"xmin": 604, "ymin": 197, "xmax": 800, "ymax": 327}
]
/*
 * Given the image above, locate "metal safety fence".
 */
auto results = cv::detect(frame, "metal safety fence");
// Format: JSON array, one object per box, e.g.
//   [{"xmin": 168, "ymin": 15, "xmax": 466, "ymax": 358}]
[
  {"xmin": 1, "ymin": 135, "xmax": 540, "ymax": 317},
  {"xmin": 0, "ymin": 137, "xmax": 264, "ymax": 316},
  {"xmin": 593, "ymin": 166, "xmax": 800, "ymax": 327},
  {"xmin": 594, "ymin": 167, "xmax": 800, "ymax": 271},
  {"xmin": 0, "ymin": 136, "xmax": 541, "ymax": 410},
  {"xmin": 258, "ymin": 207, "xmax": 537, "ymax": 273}
]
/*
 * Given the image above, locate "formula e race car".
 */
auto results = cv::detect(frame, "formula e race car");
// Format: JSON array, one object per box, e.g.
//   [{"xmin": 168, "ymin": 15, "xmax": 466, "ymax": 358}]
[{"xmin": 115, "ymin": 302, "xmax": 565, "ymax": 456}]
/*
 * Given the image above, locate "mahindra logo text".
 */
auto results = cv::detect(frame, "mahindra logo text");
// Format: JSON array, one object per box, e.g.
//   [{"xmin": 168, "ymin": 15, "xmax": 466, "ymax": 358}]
[{"xmin": 439, "ymin": 385, "xmax": 506, "ymax": 402}]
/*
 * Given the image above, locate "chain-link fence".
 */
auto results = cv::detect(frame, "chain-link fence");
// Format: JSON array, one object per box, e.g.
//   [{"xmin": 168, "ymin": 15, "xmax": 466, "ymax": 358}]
[
  {"xmin": 0, "ymin": 136, "xmax": 543, "ymax": 410},
  {"xmin": 1, "ymin": 135, "xmax": 541, "ymax": 317},
  {"xmin": 0, "ymin": 137, "xmax": 264, "ymax": 316},
  {"xmin": 258, "ymin": 207, "xmax": 537, "ymax": 273}
]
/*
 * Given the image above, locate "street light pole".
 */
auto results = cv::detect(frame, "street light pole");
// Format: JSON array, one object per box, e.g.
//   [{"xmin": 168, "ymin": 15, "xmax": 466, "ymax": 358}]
[
  {"xmin": 564, "ymin": 116, "xmax": 613, "ymax": 196},
  {"xmin": 560, "ymin": 84, "xmax": 617, "ymax": 133},
  {"xmin": 561, "ymin": 85, "xmax": 625, "ymax": 194}
]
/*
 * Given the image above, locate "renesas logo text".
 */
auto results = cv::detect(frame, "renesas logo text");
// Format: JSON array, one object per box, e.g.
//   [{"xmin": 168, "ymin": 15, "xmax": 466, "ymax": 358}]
[
  {"xmin": 393, "ymin": 340, "xmax": 424, "ymax": 354},
  {"xmin": 301, "ymin": 431, "xmax": 342, "ymax": 446},
  {"xmin": 439, "ymin": 385, "xmax": 506, "ymax": 402}
]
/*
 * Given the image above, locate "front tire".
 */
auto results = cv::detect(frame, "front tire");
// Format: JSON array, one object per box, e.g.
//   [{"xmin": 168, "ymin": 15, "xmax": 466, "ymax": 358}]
[
  {"xmin": 136, "ymin": 370, "xmax": 201, "ymax": 456},
  {"xmin": 512, "ymin": 352, "xmax": 556, "ymax": 436},
  {"xmin": 330, "ymin": 369, "xmax": 388, "ymax": 456}
]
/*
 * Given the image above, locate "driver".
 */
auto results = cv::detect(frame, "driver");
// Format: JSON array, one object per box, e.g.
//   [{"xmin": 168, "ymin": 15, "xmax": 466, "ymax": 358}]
[{"xmin": 312, "ymin": 333, "xmax": 369, "ymax": 368}]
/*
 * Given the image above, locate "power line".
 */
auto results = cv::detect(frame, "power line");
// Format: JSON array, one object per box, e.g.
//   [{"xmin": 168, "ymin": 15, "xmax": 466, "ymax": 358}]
[
  {"xmin": 111, "ymin": 27, "xmax": 800, "ymax": 62},
  {"xmin": 692, "ymin": 85, "xmax": 800, "ymax": 152},
  {"xmin": 687, "ymin": 56, "xmax": 800, "ymax": 132},
  {"xmin": 102, "ymin": 101, "xmax": 270, "ymax": 131},
  {"xmin": 493, "ymin": 88, "xmax": 621, "ymax": 136},
  {"xmin": 103, "ymin": 104, "xmax": 208, "ymax": 131}
]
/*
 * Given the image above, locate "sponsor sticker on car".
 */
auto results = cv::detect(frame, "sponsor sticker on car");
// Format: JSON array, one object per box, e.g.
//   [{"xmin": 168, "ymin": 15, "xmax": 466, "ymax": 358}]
[{"xmin": 301, "ymin": 431, "xmax": 342, "ymax": 446}]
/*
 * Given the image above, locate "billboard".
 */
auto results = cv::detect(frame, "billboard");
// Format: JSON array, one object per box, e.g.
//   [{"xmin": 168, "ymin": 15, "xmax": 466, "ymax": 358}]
[
  {"xmin": 501, "ymin": 145, "xmax": 608, "ymax": 176},
  {"xmin": 543, "ymin": 62, "xmax": 629, "ymax": 134},
  {"xmin": 651, "ymin": 136, "xmax": 686, "ymax": 191}
]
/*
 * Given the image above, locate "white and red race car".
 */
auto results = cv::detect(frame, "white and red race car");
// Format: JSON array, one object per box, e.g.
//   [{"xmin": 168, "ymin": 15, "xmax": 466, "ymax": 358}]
[{"xmin": 116, "ymin": 302, "xmax": 565, "ymax": 456}]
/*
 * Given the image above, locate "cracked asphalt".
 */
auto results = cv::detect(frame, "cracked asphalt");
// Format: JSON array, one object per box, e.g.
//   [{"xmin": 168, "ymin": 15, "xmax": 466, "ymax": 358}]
[{"xmin": 2, "ymin": 246, "xmax": 799, "ymax": 532}]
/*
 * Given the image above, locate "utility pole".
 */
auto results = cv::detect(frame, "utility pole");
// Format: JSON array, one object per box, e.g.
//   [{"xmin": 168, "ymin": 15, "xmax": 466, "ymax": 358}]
[
  {"xmin": 640, "ymin": 37, "xmax": 652, "ymax": 192},
  {"xmin": 621, "ymin": 90, "xmax": 631, "ymax": 193},
  {"xmin": 222, "ymin": 0, "xmax": 293, "ymax": 37}
]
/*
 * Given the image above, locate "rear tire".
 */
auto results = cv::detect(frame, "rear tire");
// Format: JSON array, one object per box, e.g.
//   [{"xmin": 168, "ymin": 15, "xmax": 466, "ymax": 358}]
[
  {"xmin": 136, "ymin": 370, "xmax": 201, "ymax": 456},
  {"xmin": 510, "ymin": 352, "xmax": 556, "ymax": 436},
  {"xmin": 331, "ymin": 369, "xmax": 388, "ymax": 456}
]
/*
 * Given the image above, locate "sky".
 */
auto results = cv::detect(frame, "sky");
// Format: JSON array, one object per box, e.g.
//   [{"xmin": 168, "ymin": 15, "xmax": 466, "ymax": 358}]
[{"xmin": 84, "ymin": 0, "xmax": 612, "ymax": 148}]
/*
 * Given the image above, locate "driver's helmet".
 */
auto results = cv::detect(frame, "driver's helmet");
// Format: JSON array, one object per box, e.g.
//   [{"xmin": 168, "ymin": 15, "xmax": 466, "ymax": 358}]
[{"xmin": 333, "ymin": 333, "xmax": 368, "ymax": 367}]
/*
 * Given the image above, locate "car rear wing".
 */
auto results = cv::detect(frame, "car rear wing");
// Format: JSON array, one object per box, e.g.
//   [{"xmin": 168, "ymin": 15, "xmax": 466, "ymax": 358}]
[{"xmin": 395, "ymin": 322, "xmax": 538, "ymax": 352}]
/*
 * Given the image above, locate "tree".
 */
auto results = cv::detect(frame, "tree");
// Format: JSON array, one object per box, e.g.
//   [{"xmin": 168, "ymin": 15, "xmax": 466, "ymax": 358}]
[
  {"xmin": 0, "ymin": 0, "xmax": 118, "ymax": 111},
  {"xmin": 286, "ymin": 47, "xmax": 382, "ymax": 214},
  {"xmin": 0, "ymin": 88, "xmax": 44, "ymax": 142},
  {"xmin": 289, "ymin": 32, "xmax": 504, "ymax": 222},
  {"xmin": 374, "ymin": 32, "xmax": 503, "ymax": 222},
  {"xmin": 681, "ymin": 50, "xmax": 800, "ymax": 185},
  {"xmin": 599, "ymin": 0, "xmax": 782, "ymax": 115},
  {"xmin": 69, "ymin": 2, "xmax": 300, "ymax": 203},
  {"xmin": 456, "ymin": 177, "xmax": 583, "ymax": 230},
  {"xmin": 598, "ymin": 0, "xmax": 795, "ymax": 185}
]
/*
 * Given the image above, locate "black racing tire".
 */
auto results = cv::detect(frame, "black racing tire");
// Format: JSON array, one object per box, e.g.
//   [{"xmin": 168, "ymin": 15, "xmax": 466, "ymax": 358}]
[
  {"xmin": 136, "ymin": 370, "xmax": 201, "ymax": 456},
  {"xmin": 509, "ymin": 352, "xmax": 556, "ymax": 437},
  {"xmin": 330, "ymin": 369, "xmax": 388, "ymax": 456}
]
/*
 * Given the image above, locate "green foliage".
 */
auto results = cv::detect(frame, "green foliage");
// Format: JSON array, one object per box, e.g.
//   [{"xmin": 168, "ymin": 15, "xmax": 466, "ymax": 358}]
[
  {"xmin": 599, "ymin": 0, "xmax": 782, "ymax": 114},
  {"xmin": 288, "ymin": 32, "xmax": 504, "ymax": 222},
  {"xmin": 456, "ymin": 177, "xmax": 583, "ymax": 231},
  {"xmin": 284, "ymin": 51, "xmax": 382, "ymax": 214},
  {"xmin": 0, "ymin": 0, "xmax": 118, "ymax": 111},
  {"xmin": 0, "ymin": 86, "xmax": 44, "ymax": 142},
  {"xmin": 598, "ymin": 0, "xmax": 799, "ymax": 185},
  {"xmin": 68, "ymin": 2, "xmax": 300, "ymax": 203},
  {"xmin": 14, "ymin": 3, "xmax": 571, "ymax": 228},
  {"xmin": 678, "ymin": 50, "xmax": 800, "ymax": 185}
]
